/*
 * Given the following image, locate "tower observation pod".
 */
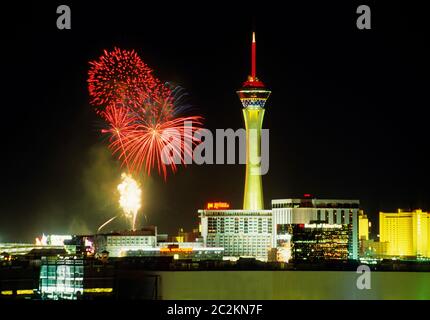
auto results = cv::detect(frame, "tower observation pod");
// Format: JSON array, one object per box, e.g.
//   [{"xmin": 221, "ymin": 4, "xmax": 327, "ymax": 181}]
[{"xmin": 237, "ymin": 32, "xmax": 271, "ymax": 210}]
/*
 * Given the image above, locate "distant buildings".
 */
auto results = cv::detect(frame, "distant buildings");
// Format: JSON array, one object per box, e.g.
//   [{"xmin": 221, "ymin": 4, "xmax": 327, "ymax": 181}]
[
  {"xmin": 358, "ymin": 210, "xmax": 370, "ymax": 241},
  {"xmin": 3, "ymin": 208, "xmax": 429, "ymax": 266},
  {"xmin": 170, "ymin": 227, "xmax": 201, "ymax": 243},
  {"xmin": 124, "ymin": 244, "xmax": 224, "ymax": 261},
  {"xmin": 64, "ymin": 235, "xmax": 95, "ymax": 257},
  {"xmin": 2, "ymin": 207, "xmax": 430, "ymax": 300},
  {"xmin": 0, "ymin": 242, "xmax": 64, "ymax": 256},
  {"xmin": 63, "ymin": 227, "xmax": 222, "ymax": 261},
  {"xmin": 360, "ymin": 239, "xmax": 388, "ymax": 259},
  {"xmin": 35, "ymin": 234, "xmax": 72, "ymax": 246},
  {"xmin": 380, "ymin": 209, "xmax": 430, "ymax": 258},
  {"xmin": 101, "ymin": 227, "xmax": 157, "ymax": 257}
]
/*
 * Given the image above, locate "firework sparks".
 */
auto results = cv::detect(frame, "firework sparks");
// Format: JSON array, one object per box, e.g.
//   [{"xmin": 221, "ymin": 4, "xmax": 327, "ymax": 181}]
[
  {"xmin": 117, "ymin": 172, "xmax": 142, "ymax": 230},
  {"xmin": 103, "ymin": 85, "xmax": 203, "ymax": 179},
  {"xmin": 88, "ymin": 48, "xmax": 160, "ymax": 108},
  {"xmin": 117, "ymin": 114, "xmax": 203, "ymax": 180},
  {"xmin": 89, "ymin": 48, "xmax": 204, "ymax": 181}
]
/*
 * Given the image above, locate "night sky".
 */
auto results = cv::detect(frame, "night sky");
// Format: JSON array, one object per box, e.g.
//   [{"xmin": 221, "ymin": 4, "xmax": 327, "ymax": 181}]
[{"xmin": 2, "ymin": 1, "xmax": 428, "ymax": 242}]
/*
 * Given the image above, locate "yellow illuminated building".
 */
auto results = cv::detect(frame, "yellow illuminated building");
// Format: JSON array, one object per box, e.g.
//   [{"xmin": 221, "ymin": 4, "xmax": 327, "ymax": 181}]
[
  {"xmin": 379, "ymin": 209, "xmax": 430, "ymax": 258},
  {"xmin": 358, "ymin": 210, "xmax": 369, "ymax": 240}
]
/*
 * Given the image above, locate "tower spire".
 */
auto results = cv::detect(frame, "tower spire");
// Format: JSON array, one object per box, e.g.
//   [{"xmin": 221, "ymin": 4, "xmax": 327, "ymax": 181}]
[
  {"xmin": 251, "ymin": 31, "xmax": 256, "ymax": 80},
  {"xmin": 243, "ymin": 31, "xmax": 264, "ymax": 88}
]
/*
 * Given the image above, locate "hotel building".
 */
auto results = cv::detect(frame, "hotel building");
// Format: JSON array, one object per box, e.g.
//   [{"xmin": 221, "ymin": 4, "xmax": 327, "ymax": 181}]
[
  {"xmin": 199, "ymin": 209, "xmax": 273, "ymax": 261},
  {"xmin": 380, "ymin": 209, "xmax": 430, "ymax": 258},
  {"xmin": 272, "ymin": 198, "xmax": 360, "ymax": 260}
]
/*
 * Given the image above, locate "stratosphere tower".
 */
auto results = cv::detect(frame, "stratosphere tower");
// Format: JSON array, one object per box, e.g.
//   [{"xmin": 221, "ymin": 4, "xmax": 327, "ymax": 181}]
[{"xmin": 237, "ymin": 32, "xmax": 271, "ymax": 210}]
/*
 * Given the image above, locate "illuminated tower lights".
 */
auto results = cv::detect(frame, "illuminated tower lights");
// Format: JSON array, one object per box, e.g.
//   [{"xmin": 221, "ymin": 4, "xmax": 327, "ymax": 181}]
[{"xmin": 237, "ymin": 32, "xmax": 271, "ymax": 210}]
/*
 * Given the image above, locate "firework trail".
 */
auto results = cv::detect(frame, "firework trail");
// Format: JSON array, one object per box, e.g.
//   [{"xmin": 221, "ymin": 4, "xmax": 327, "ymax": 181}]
[{"xmin": 97, "ymin": 216, "xmax": 118, "ymax": 233}]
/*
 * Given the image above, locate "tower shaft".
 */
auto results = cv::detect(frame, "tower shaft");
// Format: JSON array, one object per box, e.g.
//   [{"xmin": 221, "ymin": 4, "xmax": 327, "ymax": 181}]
[{"xmin": 243, "ymin": 107, "xmax": 265, "ymax": 210}]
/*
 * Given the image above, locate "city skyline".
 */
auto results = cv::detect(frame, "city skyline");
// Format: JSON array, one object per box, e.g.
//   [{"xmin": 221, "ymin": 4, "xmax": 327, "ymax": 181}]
[
  {"xmin": 2, "ymin": 2, "xmax": 428, "ymax": 242},
  {"xmin": 1, "ymin": 2, "xmax": 430, "ymax": 305}
]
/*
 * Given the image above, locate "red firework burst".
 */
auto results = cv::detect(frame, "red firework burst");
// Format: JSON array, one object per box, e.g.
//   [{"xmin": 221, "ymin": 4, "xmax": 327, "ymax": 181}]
[
  {"xmin": 88, "ymin": 48, "xmax": 160, "ymax": 107},
  {"xmin": 116, "ymin": 115, "xmax": 203, "ymax": 180},
  {"xmin": 102, "ymin": 86, "xmax": 203, "ymax": 179},
  {"xmin": 90, "ymin": 48, "xmax": 204, "ymax": 179}
]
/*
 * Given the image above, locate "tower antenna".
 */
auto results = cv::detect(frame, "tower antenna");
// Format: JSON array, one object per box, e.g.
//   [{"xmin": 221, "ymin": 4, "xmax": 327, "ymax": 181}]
[
  {"xmin": 243, "ymin": 31, "xmax": 264, "ymax": 88},
  {"xmin": 252, "ymin": 32, "xmax": 256, "ymax": 80}
]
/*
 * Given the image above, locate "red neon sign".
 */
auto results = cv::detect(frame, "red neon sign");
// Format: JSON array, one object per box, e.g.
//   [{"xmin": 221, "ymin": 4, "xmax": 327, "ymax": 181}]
[{"xmin": 206, "ymin": 202, "xmax": 230, "ymax": 210}]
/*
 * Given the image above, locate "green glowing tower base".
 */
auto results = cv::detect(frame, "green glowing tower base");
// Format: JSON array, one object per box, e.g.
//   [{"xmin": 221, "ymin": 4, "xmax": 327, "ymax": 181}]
[{"xmin": 238, "ymin": 89, "xmax": 270, "ymax": 210}]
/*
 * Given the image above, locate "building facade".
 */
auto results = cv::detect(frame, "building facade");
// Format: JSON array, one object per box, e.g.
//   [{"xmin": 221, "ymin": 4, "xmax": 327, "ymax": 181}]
[
  {"xmin": 291, "ymin": 222, "xmax": 350, "ymax": 261},
  {"xmin": 199, "ymin": 209, "xmax": 273, "ymax": 261},
  {"xmin": 380, "ymin": 209, "xmax": 430, "ymax": 258},
  {"xmin": 39, "ymin": 257, "xmax": 114, "ymax": 300},
  {"xmin": 272, "ymin": 198, "xmax": 360, "ymax": 260},
  {"xmin": 358, "ymin": 210, "xmax": 369, "ymax": 241},
  {"xmin": 124, "ymin": 244, "xmax": 224, "ymax": 261},
  {"xmin": 95, "ymin": 227, "xmax": 158, "ymax": 258}
]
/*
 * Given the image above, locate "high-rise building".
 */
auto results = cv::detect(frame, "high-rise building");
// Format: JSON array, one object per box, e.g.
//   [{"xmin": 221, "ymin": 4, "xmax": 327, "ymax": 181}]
[
  {"xmin": 379, "ymin": 209, "xmax": 430, "ymax": 258},
  {"xmin": 237, "ymin": 32, "xmax": 271, "ymax": 210},
  {"xmin": 358, "ymin": 210, "xmax": 369, "ymax": 240},
  {"xmin": 291, "ymin": 222, "xmax": 350, "ymax": 261},
  {"xmin": 199, "ymin": 209, "xmax": 273, "ymax": 261},
  {"xmin": 272, "ymin": 198, "xmax": 360, "ymax": 260},
  {"xmin": 272, "ymin": 224, "xmax": 293, "ymax": 262}
]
